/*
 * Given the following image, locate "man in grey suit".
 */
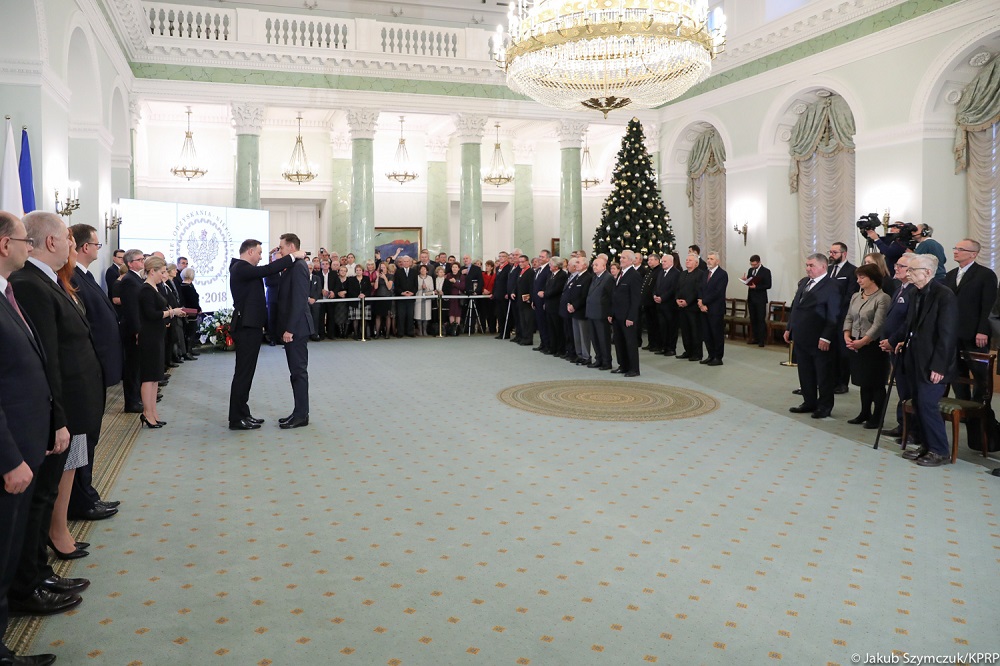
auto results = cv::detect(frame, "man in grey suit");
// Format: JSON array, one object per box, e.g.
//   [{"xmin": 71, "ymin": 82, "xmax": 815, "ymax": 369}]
[{"xmin": 586, "ymin": 255, "xmax": 614, "ymax": 370}]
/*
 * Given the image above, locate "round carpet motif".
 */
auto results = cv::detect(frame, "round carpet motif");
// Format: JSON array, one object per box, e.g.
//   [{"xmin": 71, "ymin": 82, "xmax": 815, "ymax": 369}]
[{"xmin": 497, "ymin": 380, "xmax": 719, "ymax": 422}]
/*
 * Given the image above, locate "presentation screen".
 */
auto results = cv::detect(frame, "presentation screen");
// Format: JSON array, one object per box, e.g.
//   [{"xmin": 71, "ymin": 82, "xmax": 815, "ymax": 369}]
[{"xmin": 117, "ymin": 199, "xmax": 269, "ymax": 312}]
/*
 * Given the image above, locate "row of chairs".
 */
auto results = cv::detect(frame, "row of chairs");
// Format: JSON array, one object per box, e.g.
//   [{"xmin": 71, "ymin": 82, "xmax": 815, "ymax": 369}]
[{"xmin": 722, "ymin": 298, "xmax": 790, "ymax": 344}]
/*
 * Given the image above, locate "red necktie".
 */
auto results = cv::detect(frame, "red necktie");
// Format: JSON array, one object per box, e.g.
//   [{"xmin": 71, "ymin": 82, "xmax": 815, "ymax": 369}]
[{"xmin": 5, "ymin": 282, "xmax": 30, "ymax": 329}]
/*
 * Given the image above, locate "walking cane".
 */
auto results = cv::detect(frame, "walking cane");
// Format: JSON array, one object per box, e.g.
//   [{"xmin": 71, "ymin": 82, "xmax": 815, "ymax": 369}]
[
  {"xmin": 502, "ymin": 298, "xmax": 512, "ymax": 339},
  {"xmin": 872, "ymin": 357, "xmax": 898, "ymax": 451}
]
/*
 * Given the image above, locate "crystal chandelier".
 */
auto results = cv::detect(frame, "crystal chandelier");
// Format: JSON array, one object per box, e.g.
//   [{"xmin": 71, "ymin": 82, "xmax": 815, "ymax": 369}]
[
  {"xmin": 170, "ymin": 107, "xmax": 207, "ymax": 180},
  {"xmin": 282, "ymin": 114, "xmax": 318, "ymax": 184},
  {"xmin": 581, "ymin": 131, "xmax": 601, "ymax": 189},
  {"xmin": 386, "ymin": 116, "xmax": 418, "ymax": 184},
  {"xmin": 492, "ymin": 0, "xmax": 727, "ymax": 118},
  {"xmin": 482, "ymin": 123, "xmax": 514, "ymax": 187}
]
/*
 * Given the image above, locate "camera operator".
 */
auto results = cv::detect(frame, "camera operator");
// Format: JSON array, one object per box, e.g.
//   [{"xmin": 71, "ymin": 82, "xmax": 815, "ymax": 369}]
[
  {"xmin": 863, "ymin": 220, "xmax": 914, "ymax": 274},
  {"xmin": 913, "ymin": 224, "xmax": 947, "ymax": 281}
]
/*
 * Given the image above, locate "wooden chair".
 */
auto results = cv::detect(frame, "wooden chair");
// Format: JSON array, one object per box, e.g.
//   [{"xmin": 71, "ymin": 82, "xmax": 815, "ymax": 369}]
[
  {"xmin": 900, "ymin": 350, "xmax": 997, "ymax": 463},
  {"xmin": 726, "ymin": 298, "xmax": 751, "ymax": 340},
  {"xmin": 766, "ymin": 301, "xmax": 788, "ymax": 345}
]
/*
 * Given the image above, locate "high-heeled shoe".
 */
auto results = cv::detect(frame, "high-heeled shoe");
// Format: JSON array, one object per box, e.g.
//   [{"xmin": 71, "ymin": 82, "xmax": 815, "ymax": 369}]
[
  {"xmin": 75, "ymin": 541, "xmax": 90, "ymax": 550},
  {"xmin": 140, "ymin": 415, "xmax": 164, "ymax": 429},
  {"xmin": 46, "ymin": 537, "xmax": 88, "ymax": 560}
]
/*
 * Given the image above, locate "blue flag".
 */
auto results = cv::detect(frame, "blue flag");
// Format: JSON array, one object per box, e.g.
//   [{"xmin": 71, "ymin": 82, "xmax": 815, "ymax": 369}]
[{"xmin": 19, "ymin": 127, "xmax": 34, "ymax": 214}]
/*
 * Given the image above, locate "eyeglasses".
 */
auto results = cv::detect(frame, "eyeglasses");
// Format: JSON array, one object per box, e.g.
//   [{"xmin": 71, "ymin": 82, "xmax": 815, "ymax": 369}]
[
  {"xmin": 906, "ymin": 267, "xmax": 929, "ymax": 273},
  {"xmin": 7, "ymin": 237, "xmax": 34, "ymax": 248},
  {"xmin": 85, "ymin": 241, "xmax": 103, "ymax": 249},
  {"xmin": 953, "ymin": 247, "xmax": 976, "ymax": 253}
]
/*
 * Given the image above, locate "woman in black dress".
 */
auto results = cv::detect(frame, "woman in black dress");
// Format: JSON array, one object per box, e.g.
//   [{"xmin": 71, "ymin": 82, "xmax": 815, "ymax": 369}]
[
  {"xmin": 138, "ymin": 256, "xmax": 185, "ymax": 427},
  {"xmin": 371, "ymin": 262, "xmax": 392, "ymax": 338},
  {"xmin": 444, "ymin": 262, "xmax": 466, "ymax": 335}
]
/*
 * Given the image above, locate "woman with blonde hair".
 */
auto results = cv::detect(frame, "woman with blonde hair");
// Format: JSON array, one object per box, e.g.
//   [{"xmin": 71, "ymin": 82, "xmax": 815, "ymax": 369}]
[{"xmin": 137, "ymin": 256, "xmax": 185, "ymax": 428}]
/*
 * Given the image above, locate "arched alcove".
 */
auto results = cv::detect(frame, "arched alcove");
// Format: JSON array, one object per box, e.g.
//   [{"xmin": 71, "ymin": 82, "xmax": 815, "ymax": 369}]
[
  {"xmin": 65, "ymin": 24, "xmax": 102, "ymax": 124},
  {"xmin": 912, "ymin": 27, "xmax": 1000, "ymax": 125},
  {"xmin": 758, "ymin": 77, "xmax": 864, "ymax": 158},
  {"xmin": 0, "ymin": 0, "xmax": 43, "ymax": 61}
]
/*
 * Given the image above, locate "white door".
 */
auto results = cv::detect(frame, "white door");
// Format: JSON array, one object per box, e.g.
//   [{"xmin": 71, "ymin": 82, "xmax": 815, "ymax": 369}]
[{"xmin": 262, "ymin": 201, "xmax": 321, "ymax": 254}]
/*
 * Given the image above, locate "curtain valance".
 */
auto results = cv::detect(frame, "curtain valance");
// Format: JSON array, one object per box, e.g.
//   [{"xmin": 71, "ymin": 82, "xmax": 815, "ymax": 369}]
[
  {"xmin": 686, "ymin": 128, "xmax": 726, "ymax": 207},
  {"xmin": 954, "ymin": 57, "xmax": 1000, "ymax": 172},
  {"xmin": 788, "ymin": 95, "xmax": 856, "ymax": 193}
]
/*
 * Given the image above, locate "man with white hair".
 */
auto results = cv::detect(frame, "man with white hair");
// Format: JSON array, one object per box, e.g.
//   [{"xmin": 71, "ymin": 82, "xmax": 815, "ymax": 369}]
[{"xmin": 611, "ymin": 249, "xmax": 642, "ymax": 377}]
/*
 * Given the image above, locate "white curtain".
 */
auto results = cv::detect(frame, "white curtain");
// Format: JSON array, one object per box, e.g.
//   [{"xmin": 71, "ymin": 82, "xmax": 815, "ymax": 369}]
[
  {"xmin": 965, "ymin": 124, "xmax": 1000, "ymax": 271},
  {"xmin": 796, "ymin": 150, "xmax": 856, "ymax": 263},
  {"xmin": 691, "ymin": 171, "xmax": 727, "ymax": 267}
]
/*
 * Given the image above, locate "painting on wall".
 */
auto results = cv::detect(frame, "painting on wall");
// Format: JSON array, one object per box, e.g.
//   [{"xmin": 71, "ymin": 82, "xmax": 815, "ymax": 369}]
[{"xmin": 374, "ymin": 227, "xmax": 422, "ymax": 262}]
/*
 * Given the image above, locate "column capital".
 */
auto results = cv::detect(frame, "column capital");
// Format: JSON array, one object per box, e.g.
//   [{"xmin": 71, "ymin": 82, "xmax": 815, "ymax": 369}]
[
  {"xmin": 555, "ymin": 119, "xmax": 589, "ymax": 149},
  {"xmin": 329, "ymin": 131, "xmax": 351, "ymax": 159},
  {"xmin": 231, "ymin": 102, "xmax": 265, "ymax": 136},
  {"xmin": 128, "ymin": 96, "xmax": 142, "ymax": 129},
  {"xmin": 513, "ymin": 141, "xmax": 535, "ymax": 165},
  {"xmin": 346, "ymin": 109, "xmax": 380, "ymax": 140},
  {"xmin": 453, "ymin": 114, "xmax": 488, "ymax": 144},
  {"xmin": 426, "ymin": 135, "xmax": 450, "ymax": 161}
]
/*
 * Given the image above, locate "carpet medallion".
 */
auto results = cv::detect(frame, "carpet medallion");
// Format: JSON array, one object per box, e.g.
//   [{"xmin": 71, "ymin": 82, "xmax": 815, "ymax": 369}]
[{"xmin": 497, "ymin": 380, "xmax": 719, "ymax": 421}]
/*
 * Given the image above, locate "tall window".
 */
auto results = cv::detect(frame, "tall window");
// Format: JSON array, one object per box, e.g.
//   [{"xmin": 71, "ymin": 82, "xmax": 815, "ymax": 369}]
[{"xmin": 687, "ymin": 128, "xmax": 727, "ymax": 266}]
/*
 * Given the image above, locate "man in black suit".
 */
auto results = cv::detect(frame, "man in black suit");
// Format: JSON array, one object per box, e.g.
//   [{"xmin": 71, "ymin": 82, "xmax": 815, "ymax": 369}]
[
  {"xmin": 501, "ymin": 250, "xmax": 522, "ymax": 340},
  {"xmin": 10, "ymin": 212, "xmax": 105, "ymax": 618},
  {"xmin": 276, "ymin": 233, "xmax": 313, "ymax": 429},
  {"xmin": 308, "ymin": 260, "xmax": 325, "ymax": 341},
  {"xmin": 515, "ymin": 254, "xmax": 535, "ymax": 345},
  {"xmin": 611, "ymin": 249, "xmax": 642, "ymax": 377},
  {"xmin": 675, "ymin": 253, "xmax": 704, "ymax": 362},
  {"xmin": 0, "ymin": 211, "xmax": 60, "ymax": 666},
  {"xmin": 827, "ymin": 242, "xmax": 857, "ymax": 393},
  {"xmin": 653, "ymin": 253, "xmax": 680, "ymax": 356},
  {"xmin": 493, "ymin": 252, "xmax": 512, "ymax": 338},
  {"xmin": 890, "ymin": 255, "xmax": 958, "ymax": 467},
  {"xmin": 68, "ymin": 224, "xmax": 123, "ymax": 520},
  {"xmin": 586, "ymin": 255, "xmax": 614, "ymax": 370},
  {"xmin": 878, "ymin": 253, "xmax": 916, "ymax": 439},
  {"xmin": 174, "ymin": 256, "xmax": 188, "ymax": 290},
  {"xmin": 118, "ymin": 248, "xmax": 146, "ymax": 412},
  {"xmin": 532, "ymin": 251, "xmax": 552, "ymax": 352},
  {"xmin": 227, "ymin": 238, "xmax": 303, "ymax": 430},
  {"xmin": 640, "ymin": 254, "xmax": 661, "ymax": 351},
  {"xmin": 104, "ymin": 248, "xmax": 124, "ymax": 297},
  {"xmin": 944, "ymin": 239, "xmax": 998, "ymax": 447},
  {"xmin": 393, "ymin": 255, "xmax": 418, "ymax": 337},
  {"xmin": 566, "ymin": 257, "xmax": 593, "ymax": 364},
  {"xmin": 544, "ymin": 257, "xmax": 569, "ymax": 357},
  {"xmin": 698, "ymin": 251, "xmax": 729, "ymax": 366},
  {"xmin": 785, "ymin": 253, "xmax": 841, "ymax": 419},
  {"xmin": 743, "ymin": 254, "xmax": 772, "ymax": 347}
]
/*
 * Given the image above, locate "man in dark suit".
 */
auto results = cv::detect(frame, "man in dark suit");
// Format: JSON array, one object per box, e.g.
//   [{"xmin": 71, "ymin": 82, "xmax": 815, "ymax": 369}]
[
  {"xmin": 393, "ymin": 255, "xmax": 418, "ymax": 337},
  {"xmin": 515, "ymin": 254, "xmax": 535, "ymax": 345},
  {"xmin": 228, "ymin": 238, "xmax": 303, "ymax": 430},
  {"xmin": 276, "ymin": 233, "xmax": 313, "ymax": 429},
  {"xmin": 698, "ymin": 252, "xmax": 729, "ymax": 366},
  {"xmin": 501, "ymin": 250, "xmax": 522, "ymax": 340},
  {"xmin": 586, "ymin": 255, "xmax": 614, "ymax": 370},
  {"xmin": 68, "ymin": 224, "xmax": 123, "ymax": 520},
  {"xmin": 653, "ymin": 253, "xmax": 680, "ymax": 356},
  {"xmin": 0, "ymin": 211, "xmax": 60, "ymax": 666},
  {"xmin": 308, "ymin": 260, "xmax": 325, "ymax": 341},
  {"xmin": 566, "ymin": 257, "xmax": 593, "ymax": 364},
  {"xmin": 118, "ymin": 248, "xmax": 146, "ymax": 412},
  {"xmin": 104, "ymin": 248, "xmax": 124, "ymax": 297},
  {"xmin": 890, "ymin": 255, "xmax": 958, "ymax": 467},
  {"xmin": 878, "ymin": 253, "xmax": 916, "ymax": 439},
  {"xmin": 10, "ymin": 212, "xmax": 105, "ymax": 618},
  {"xmin": 543, "ymin": 258, "xmax": 568, "ymax": 357},
  {"xmin": 944, "ymin": 238, "xmax": 998, "ymax": 447},
  {"xmin": 785, "ymin": 253, "xmax": 841, "ymax": 419},
  {"xmin": 611, "ymin": 249, "xmax": 642, "ymax": 377},
  {"xmin": 532, "ymin": 251, "xmax": 552, "ymax": 352},
  {"xmin": 827, "ymin": 242, "xmax": 857, "ymax": 393},
  {"xmin": 493, "ymin": 252, "xmax": 512, "ymax": 339},
  {"xmin": 640, "ymin": 254, "xmax": 662, "ymax": 351},
  {"xmin": 743, "ymin": 254, "xmax": 772, "ymax": 347},
  {"xmin": 675, "ymin": 253, "xmax": 704, "ymax": 362}
]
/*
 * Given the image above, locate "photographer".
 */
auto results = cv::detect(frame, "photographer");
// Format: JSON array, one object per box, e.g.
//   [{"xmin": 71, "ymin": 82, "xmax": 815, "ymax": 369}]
[
  {"xmin": 913, "ymin": 224, "xmax": 947, "ymax": 281},
  {"xmin": 862, "ymin": 219, "xmax": 914, "ymax": 273}
]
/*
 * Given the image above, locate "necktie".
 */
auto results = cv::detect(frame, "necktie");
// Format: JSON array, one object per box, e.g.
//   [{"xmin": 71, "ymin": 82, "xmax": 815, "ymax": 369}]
[
  {"xmin": 5, "ymin": 283, "xmax": 30, "ymax": 329},
  {"xmin": 804, "ymin": 279, "xmax": 815, "ymax": 293},
  {"xmin": 831, "ymin": 264, "xmax": 840, "ymax": 279},
  {"xmin": 707, "ymin": 270, "xmax": 712, "ymax": 282},
  {"xmin": 956, "ymin": 267, "xmax": 965, "ymax": 287}
]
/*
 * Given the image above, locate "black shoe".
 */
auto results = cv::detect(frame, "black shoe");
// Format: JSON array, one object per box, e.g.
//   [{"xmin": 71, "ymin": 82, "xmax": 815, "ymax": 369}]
[
  {"xmin": 229, "ymin": 418, "xmax": 261, "ymax": 431},
  {"xmin": 915, "ymin": 451, "xmax": 949, "ymax": 467},
  {"xmin": 610, "ymin": 368, "xmax": 626, "ymax": 374},
  {"xmin": 532, "ymin": 346, "xmax": 544, "ymax": 351},
  {"xmin": 847, "ymin": 414, "xmax": 870, "ymax": 425},
  {"xmin": 45, "ymin": 538, "xmax": 88, "ymax": 560},
  {"xmin": 706, "ymin": 359, "xmax": 723, "ymax": 366},
  {"xmin": 758, "ymin": 343, "xmax": 766, "ymax": 347},
  {"xmin": 624, "ymin": 371, "xmax": 640, "ymax": 377},
  {"xmin": 247, "ymin": 416, "xmax": 265, "ymax": 425},
  {"xmin": 688, "ymin": 356, "xmax": 703, "ymax": 362},
  {"xmin": 676, "ymin": 353, "xmax": 690, "ymax": 359},
  {"xmin": 41, "ymin": 575, "xmax": 90, "ymax": 595},
  {"xmin": 598, "ymin": 365, "xmax": 612, "ymax": 371},
  {"xmin": 9, "ymin": 587, "xmax": 82, "ymax": 616},
  {"xmin": 575, "ymin": 358, "xmax": 590, "ymax": 365},
  {"xmin": 699, "ymin": 358, "xmax": 712, "ymax": 364},
  {"xmin": 68, "ymin": 504, "xmax": 118, "ymax": 521},
  {"xmin": 155, "ymin": 395, "xmax": 162, "ymax": 402},
  {"xmin": 660, "ymin": 350, "xmax": 676, "ymax": 357},
  {"xmin": 74, "ymin": 541, "xmax": 90, "ymax": 549},
  {"xmin": 1, "ymin": 652, "xmax": 58, "ymax": 665},
  {"xmin": 182, "ymin": 353, "xmax": 198, "ymax": 361},
  {"xmin": 789, "ymin": 404, "xmax": 816, "ymax": 414},
  {"xmin": 139, "ymin": 415, "xmax": 163, "ymax": 429},
  {"xmin": 124, "ymin": 404, "xmax": 143, "ymax": 413},
  {"xmin": 97, "ymin": 499, "xmax": 121, "ymax": 509},
  {"xmin": 278, "ymin": 414, "xmax": 294, "ymax": 425},
  {"xmin": 834, "ymin": 385, "xmax": 849, "ymax": 394},
  {"xmin": 811, "ymin": 409, "xmax": 832, "ymax": 419},
  {"xmin": 883, "ymin": 426, "xmax": 902, "ymax": 438},
  {"xmin": 792, "ymin": 388, "xmax": 802, "ymax": 395},
  {"xmin": 279, "ymin": 417, "xmax": 309, "ymax": 429},
  {"xmin": 166, "ymin": 362, "xmax": 180, "ymax": 369},
  {"xmin": 902, "ymin": 446, "xmax": 928, "ymax": 460},
  {"xmin": 157, "ymin": 379, "xmax": 169, "ymax": 387},
  {"xmin": 863, "ymin": 420, "xmax": 881, "ymax": 430},
  {"xmin": 310, "ymin": 335, "xmax": 322, "ymax": 341},
  {"xmin": 587, "ymin": 361, "xmax": 601, "ymax": 368}
]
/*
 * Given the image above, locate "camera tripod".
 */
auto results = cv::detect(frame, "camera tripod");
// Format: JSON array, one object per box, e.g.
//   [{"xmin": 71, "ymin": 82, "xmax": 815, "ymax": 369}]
[{"xmin": 463, "ymin": 296, "xmax": 481, "ymax": 335}]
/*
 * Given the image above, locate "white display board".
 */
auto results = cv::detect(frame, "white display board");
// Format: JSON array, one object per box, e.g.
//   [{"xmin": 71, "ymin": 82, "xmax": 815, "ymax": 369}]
[{"xmin": 117, "ymin": 199, "xmax": 269, "ymax": 311}]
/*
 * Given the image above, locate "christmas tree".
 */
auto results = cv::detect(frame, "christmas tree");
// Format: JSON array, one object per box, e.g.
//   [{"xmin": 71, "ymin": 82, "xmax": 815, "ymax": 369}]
[{"xmin": 591, "ymin": 118, "xmax": 675, "ymax": 261}]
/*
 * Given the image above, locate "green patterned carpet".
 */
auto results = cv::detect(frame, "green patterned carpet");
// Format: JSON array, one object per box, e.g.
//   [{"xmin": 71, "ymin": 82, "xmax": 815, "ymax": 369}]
[{"xmin": 12, "ymin": 338, "xmax": 1000, "ymax": 665}]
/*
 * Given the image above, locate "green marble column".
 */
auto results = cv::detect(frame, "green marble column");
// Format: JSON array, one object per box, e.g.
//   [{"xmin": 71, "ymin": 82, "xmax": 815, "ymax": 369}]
[
  {"xmin": 231, "ymin": 102, "xmax": 264, "ymax": 209},
  {"xmin": 557, "ymin": 120, "xmax": 588, "ymax": 253},
  {"xmin": 347, "ymin": 109, "xmax": 379, "ymax": 261},
  {"xmin": 425, "ymin": 160, "xmax": 448, "ymax": 254},
  {"xmin": 513, "ymin": 164, "xmax": 534, "ymax": 251},
  {"xmin": 234, "ymin": 134, "xmax": 260, "ymax": 209},
  {"xmin": 454, "ymin": 114, "xmax": 487, "ymax": 260}
]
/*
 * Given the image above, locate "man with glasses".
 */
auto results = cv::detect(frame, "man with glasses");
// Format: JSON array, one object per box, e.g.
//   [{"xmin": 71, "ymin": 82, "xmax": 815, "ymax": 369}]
[
  {"xmin": 827, "ymin": 242, "xmax": 857, "ymax": 394},
  {"xmin": 105, "ymin": 248, "xmax": 124, "ymax": 298},
  {"xmin": 889, "ymin": 255, "xmax": 957, "ymax": 467},
  {"xmin": 118, "ymin": 249, "xmax": 147, "ymax": 413},
  {"xmin": 944, "ymin": 239, "xmax": 998, "ymax": 448},
  {"xmin": 879, "ymin": 252, "xmax": 917, "ymax": 440}
]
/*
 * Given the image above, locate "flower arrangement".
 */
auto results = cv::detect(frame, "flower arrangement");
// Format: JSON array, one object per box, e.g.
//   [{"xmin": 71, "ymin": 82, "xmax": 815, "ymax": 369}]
[{"xmin": 198, "ymin": 308, "xmax": 235, "ymax": 349}]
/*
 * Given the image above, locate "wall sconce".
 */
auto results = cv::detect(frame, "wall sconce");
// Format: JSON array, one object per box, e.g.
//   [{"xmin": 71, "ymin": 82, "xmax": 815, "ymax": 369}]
[
  {"xmin": 881, "ymin": 208, "xmax": 891, "ymax": 234},
  {"xmin": 733, "ymin": 221, "xmax": 748, "ymax": 246},
  {"xmin": 55, "ymin": 182, "xmax": 80, "ymax": 217},
  {"xmin": 105, "ymin": 204, "xmax": 122, "ymax": 244}
]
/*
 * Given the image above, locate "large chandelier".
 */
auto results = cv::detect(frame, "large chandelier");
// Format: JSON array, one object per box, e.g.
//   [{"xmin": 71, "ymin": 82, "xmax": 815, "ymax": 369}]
[
  {"xmin": 386, "ymin": 116, "xmax": 418, "ymax": 184},
  {"xmin": 282, "ymin": 114, "xmax": 318, "ymax": 184},
  {"xmin": 170, "ymin": 107, "xmax": 208, "ymax": 180},
  {"xmin": 492, "ymin": 0, "xmax": 727, "ymax": 117},
  {"xmin": 482, "ymin": 123, "xmax": 514, "ymax": 187},
  {"xmin": 581, "ymin": 131, "xmax": 601, "ymax": 189}
]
